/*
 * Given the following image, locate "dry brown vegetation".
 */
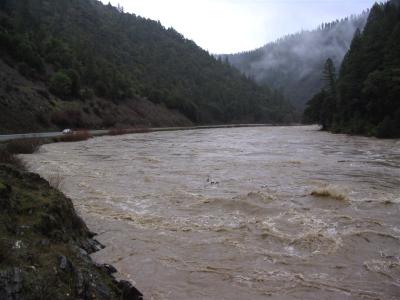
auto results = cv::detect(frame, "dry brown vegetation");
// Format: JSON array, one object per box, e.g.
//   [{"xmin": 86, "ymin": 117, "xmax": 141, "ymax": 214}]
[
  {"xmin": 0, "ymin": 126, "xmax": 147, "ymax": 171},
  {"xmin": 108, "ymin": 127, "xmax": 150, "ymax": 136},
  {"xmin": 0, "ymin": 148, "xmax": 25, "ymax": 168},
  {"xmin": 56, "ymin": 130, "xmax": 92, "ymax": 142},
  {"xmin": 0, "ymin": 138, "xmax": 44, "ymax": 169},
  {"xmin": 6, "ymin": 138, "xmax": 43, "ymax": 154}
]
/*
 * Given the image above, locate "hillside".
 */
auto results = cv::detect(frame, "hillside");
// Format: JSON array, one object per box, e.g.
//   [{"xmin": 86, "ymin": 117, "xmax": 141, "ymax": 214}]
[
  {"xmin": 304, "ymin": 0, "xmax": 400, "ymax": 138},
  {"xmin": 222, "ymin": 13, "xmax": 368, "ymax": 110},
  {"xmin": 0, "ymin": 0, "xmax": 294, "ymax": 134}
]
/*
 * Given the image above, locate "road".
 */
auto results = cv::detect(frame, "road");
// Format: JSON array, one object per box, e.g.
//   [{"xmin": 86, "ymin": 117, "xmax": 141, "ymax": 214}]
[
  {"xmin": 0, "ymin": 130, "xmax": 108, "ymax": 142},
  {"xmin": 0, "ymin": 124, "xmax": 279, "ymax": 142}
]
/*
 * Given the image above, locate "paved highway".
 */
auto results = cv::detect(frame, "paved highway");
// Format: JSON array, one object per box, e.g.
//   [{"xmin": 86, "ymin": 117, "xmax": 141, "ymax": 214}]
[
  {"xmin": 0, "ymin": 130, "xmax": 108, "ymax": 142},
  {"xmin": 0, "ymin": 124, "xmax": 280, "ymax": 142}
]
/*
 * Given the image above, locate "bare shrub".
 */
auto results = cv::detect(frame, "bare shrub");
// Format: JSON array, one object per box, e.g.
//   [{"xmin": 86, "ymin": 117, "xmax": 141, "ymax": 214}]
[
  {"xmin": 56, "ymin": 130, "xmax": 92, "ymax": 143},
  {"xmin": 6, "ymin": 139, "xmax": 43, "ymax": 154},
  {"xmin": 108, "ymin": 127, "xmax": 149, "ymax": 136},
  {"xmin": 0, "ymin": 149, "xmax": 25, "ymax": 168}
]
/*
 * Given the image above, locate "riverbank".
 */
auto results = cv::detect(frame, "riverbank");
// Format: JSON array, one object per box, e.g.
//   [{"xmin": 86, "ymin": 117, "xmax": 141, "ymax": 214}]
[
  {"xmin": 0, "ymin": 123, "xmax": 299, "ymax": 142},
  {"xmin": 0, "ymin": 124, "xmax": 306, "ymax": 299},
  {"xmin": 0, "ymin": 124, "xmax": 263, "ymax": 299},
  {"xmin": 21, "ymin": 126, "xmax": 400, "ymax": 299},
  {"xmin": 0, "ymin": 124, "xmax": 284, "ymax": 299},
  {"xmin": 0, "ymin": 164, "xmax": 143, "ymax": 299}
]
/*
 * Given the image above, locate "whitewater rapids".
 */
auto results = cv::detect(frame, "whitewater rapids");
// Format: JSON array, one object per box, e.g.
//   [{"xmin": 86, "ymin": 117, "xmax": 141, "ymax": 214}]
[{"xmin": 23, "ymin": 126, "xmax": 400, "ymax": 299}]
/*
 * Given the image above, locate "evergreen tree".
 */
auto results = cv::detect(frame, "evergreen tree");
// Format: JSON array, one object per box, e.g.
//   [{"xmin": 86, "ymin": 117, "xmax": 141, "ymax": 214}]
[
  {"xmin": 323, "ymin": 58, "xmax": 337, "ymax": 96},
  {"xmin": 0, "ymin": 0, "xmax": 295, "ymax": 125},
  {"xmin": 223, "ymin": 13, "xmax": 369, "ymax": 109},
  {"xmin": 304, "ymin": 0, "xmax": 400, "ymax": 138}
]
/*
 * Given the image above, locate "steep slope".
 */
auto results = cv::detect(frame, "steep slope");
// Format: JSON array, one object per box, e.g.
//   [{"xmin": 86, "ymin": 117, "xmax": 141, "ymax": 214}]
[
  {"xmin": 304, "ymin": 0, "xmax": 400, "ymax": 138},
  {"xmin": 0, "ymin": 57, "xmax": 191, "ymax": 133},
  {"xmin": 0, "ymin": 0, "xmax": 294, "ymax": 133},
  {"xmin": 223, "ymin": 13, "xmax": 368, "ymax": 110}
]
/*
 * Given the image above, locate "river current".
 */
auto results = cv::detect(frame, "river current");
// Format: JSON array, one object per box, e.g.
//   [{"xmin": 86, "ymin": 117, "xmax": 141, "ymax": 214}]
[{"xmin": 24, "ymin": 126, "xmax": 400, "ymax": 299}]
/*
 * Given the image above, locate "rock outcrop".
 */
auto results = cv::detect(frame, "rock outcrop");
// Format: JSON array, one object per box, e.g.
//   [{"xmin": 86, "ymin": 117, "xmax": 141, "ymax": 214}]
[{"xmin": 0, "ymin": 165, "xmax": 142, "ymax": 300}]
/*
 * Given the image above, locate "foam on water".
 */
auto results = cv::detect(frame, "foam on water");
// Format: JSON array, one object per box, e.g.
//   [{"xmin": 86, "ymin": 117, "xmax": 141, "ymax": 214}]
[
  {"xmin": 22, "ymin": 126, "xmax": 400, "ymax": 300},
  {"xmin": 310, "ymin": 184, "xmax": 350, "ymax": 201}
]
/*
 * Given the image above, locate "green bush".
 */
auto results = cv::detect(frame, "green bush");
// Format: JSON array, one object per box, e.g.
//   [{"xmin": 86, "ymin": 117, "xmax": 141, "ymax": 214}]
[
  {"xmin": 0, "ymin": 238, "xmax": 11, "ymax": 263},
  {"xmin": 375, "ymin": 116, "xmax": 399, "ymax": 138},
  {"xmin": 51, "ymin": 110, "xmax": 84, "ymax": 128},
  {"xmin": 49, "ymin": 71, "xmax": 72, "ymax": 98},
  {"xmin": 81, "ymin": 88, "xmax": 95, "ymax": 100},
  {"xmin": 65, "ymin": 69, "xmax": 81, "ymax": 97},
  {"xmin": 17, "ymin": 62, "xmax": 33, "ymax": 77}
]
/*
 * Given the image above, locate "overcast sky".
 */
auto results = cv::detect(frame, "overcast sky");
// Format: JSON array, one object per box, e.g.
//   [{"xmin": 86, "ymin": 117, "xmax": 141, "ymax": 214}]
[{"xmin": 100, "ymin": 0, "xmax": 377, "ymax": 54}]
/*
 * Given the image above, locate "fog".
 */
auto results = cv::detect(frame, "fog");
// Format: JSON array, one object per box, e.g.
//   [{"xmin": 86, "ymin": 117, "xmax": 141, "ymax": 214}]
[
  {"xmin": 101, "ymin": 0, "xmax": 377, "ymax": 54},
  {"xmin": 224, "ymin": 13, "xmax": 369, "ymax": 109}
]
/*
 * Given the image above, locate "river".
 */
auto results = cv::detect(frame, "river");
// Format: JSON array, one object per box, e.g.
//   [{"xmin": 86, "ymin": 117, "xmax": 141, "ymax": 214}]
[{"xmin": 23, "ymin": 126, "xmax": 400, "ymax": 299}]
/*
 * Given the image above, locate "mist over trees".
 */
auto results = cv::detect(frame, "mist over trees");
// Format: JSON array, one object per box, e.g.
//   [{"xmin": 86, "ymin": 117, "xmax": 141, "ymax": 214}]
[
  {"xmin": 0, "ymin": 0, "xmax": 295, "ymax": 132},
  {"xmin": 304, "ymin": 0, "xmax": 400, "ymax": 138},
  {"xmin": 222, "ymin": 13, "xmax": 368, "ymax": 110}
]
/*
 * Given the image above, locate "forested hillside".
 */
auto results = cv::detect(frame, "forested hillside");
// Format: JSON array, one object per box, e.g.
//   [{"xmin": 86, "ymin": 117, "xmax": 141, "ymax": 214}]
[
  {"xmin": 0, "ymin": 0, "xmax": 294, "ymax": 133},
  {"xmin": 304, "ymin": 0, "xmax": 400, "ymax": 138},
  {"xmin": 222, "ymin": 14, "xmax": 368, "ymax": 110}
]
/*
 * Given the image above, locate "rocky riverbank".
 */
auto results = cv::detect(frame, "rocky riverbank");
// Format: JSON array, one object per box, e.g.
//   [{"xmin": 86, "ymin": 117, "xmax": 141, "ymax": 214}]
[{"xmin": 0, "ymin": 165, "xmax": 143, "ymax": 300}]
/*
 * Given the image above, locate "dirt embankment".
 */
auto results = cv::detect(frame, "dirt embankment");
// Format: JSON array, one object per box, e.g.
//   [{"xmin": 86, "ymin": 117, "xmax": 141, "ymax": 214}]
[{"xmin": 0, "ymin": 165, "xmax": 143, "ymax": 300}]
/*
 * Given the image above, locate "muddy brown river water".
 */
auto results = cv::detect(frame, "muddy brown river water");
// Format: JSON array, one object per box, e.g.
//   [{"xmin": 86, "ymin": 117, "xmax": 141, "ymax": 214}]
[{"xmin": 24, "ymin": 126, "xmax": 400, "ymax": 299}]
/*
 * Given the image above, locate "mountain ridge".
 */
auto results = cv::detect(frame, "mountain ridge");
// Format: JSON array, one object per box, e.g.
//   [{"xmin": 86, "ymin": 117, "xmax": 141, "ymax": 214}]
[
  {"xmin": 0, "ymin": 0, "xmax": 295, "ymax": 134},
  {"xmin": 221, "ymin": 12, "xmax": 369, "ymax": 110}
]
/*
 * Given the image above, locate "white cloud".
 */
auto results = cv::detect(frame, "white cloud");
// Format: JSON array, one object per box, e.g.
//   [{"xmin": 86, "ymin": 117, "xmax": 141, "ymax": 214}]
[{"xmin": 100, "ymin": 0, "xmax": 376, "ymax": 54}]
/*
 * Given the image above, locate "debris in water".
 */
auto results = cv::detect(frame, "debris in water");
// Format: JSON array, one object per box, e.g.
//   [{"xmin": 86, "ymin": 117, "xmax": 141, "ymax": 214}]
[
  {"xmin": 206, "ymin": 177, "xmax": 219, "ymax": 185},
  {"xmin": 311, "ymin": 185, "xmax": 349, "ymax": 201}
]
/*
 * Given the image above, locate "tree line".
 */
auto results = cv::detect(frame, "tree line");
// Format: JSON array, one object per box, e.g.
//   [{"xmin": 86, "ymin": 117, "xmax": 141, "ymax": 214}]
[
  {"xmin": 222, "ymin": 13, "xmax": 368, "ymax": 110},
  {"xmin": 0, "ymin": 0, "xmax": 295, "ymax": 125},
  {"xmin": 304, "ymin": 0, "xmax": 400, "ymax": 138}
]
